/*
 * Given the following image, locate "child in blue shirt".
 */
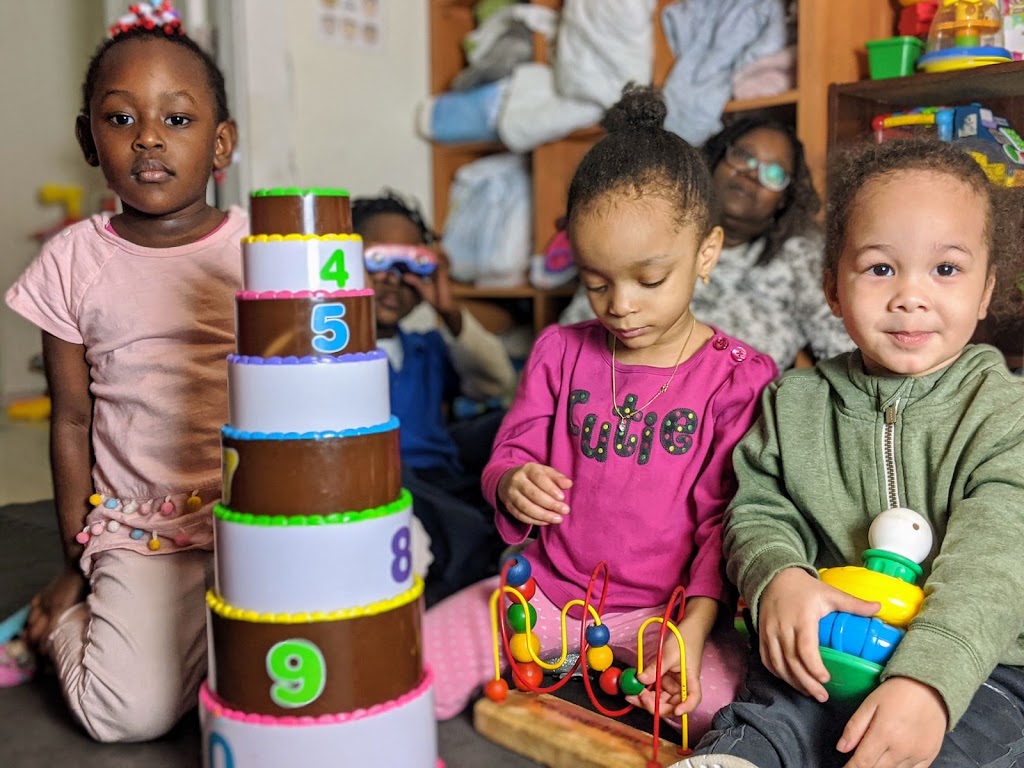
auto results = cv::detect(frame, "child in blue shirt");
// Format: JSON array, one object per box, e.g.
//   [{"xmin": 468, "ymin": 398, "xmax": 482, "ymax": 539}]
[{"xmin": 353, "ymin": 190, "xmax": 517, "ymax": 605}]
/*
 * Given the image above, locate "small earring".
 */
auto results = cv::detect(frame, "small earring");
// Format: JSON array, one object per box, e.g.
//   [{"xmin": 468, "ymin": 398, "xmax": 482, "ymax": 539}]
[{"xmin": 700, "ymin": 274, "xmax": 710, "ymax": 285}]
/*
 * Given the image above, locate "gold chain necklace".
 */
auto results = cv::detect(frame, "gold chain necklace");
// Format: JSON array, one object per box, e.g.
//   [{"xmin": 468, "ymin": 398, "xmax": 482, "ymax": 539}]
[{"xmin": 611, "ymin": 315, "xmax": 696, "ymax": 436}]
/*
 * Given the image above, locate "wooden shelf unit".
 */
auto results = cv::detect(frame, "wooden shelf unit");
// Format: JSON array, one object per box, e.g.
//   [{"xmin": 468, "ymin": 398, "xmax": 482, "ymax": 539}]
[
  {"xmin": 428, "ymin": 0, "xmax": 896, "ymax": 334},
  {"xmin": 828, "ymin": 60, "xmax": 1024, "ymax": 370}
]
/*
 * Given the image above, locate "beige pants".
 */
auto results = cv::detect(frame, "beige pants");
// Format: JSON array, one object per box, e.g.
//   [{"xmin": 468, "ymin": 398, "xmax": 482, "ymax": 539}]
[{"xmin": 48, "ymin": 548, "xmax": 211, "ymax": 743}]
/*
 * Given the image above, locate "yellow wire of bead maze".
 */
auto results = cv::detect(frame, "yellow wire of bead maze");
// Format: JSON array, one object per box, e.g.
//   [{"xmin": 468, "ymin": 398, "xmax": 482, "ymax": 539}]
[{"xmin": 484, "ymin": 556, "xmax": 693, "ymax": 763}]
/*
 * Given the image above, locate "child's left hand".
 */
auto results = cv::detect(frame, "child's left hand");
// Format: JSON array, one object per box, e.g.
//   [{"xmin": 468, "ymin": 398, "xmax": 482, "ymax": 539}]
[{"xmin": 837, "ymin": 676, "xmax": 947, "ymax": 768}]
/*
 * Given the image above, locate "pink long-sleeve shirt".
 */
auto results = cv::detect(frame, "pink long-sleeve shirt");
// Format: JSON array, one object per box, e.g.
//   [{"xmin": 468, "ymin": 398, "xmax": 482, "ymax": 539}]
[{"xmin": 483, "ymin": 321, "xmax": 776, "ymax": 613}]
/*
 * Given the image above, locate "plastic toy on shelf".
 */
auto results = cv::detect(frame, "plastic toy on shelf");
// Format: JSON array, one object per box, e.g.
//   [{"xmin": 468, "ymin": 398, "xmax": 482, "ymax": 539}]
[
  {"xmin": 917, "ymin": 0, "xmax": 1014, "ymax": 71},
  {"xmin": 817, "ymin": 507, "xmax": 934, "ymax": 702},
  {"xmin": 485, "ymin": 555, "xmax": 694, "ymax": 763}
]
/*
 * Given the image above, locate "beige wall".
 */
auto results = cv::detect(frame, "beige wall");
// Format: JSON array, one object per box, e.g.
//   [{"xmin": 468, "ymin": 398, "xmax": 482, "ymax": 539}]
[
  {"xmin": 1, "ymin": 0, "xmax": 432, "ymax": 400},
  {"xmin": 1, "ymin": 1, "xmax": 107, "ymax": 400}
]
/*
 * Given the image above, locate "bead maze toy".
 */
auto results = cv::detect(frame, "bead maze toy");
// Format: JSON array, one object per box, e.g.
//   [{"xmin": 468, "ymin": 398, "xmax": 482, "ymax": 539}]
[
  {"xmin": 817, "ymin": 507, "xmax": 934, "ymax": 702},
  {"xmin": 473, "ymin": 555, "xmax": 692, "ymax": 768}
]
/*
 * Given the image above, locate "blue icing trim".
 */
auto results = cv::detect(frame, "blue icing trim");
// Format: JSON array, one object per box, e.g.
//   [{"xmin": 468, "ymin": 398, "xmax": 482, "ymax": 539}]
[
  {"xmin": 227, "ymin": 349, "xmax": 386, "ymax": 365},
  {"xmin": 221, "ymin": 415, "xmax": 400, "ymax": 441}
]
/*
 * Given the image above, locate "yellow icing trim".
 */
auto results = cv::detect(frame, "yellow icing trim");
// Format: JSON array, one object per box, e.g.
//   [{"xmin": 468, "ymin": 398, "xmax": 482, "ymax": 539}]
[
  {"xmin": 243, "ymin": 234, "xmax": 362, "ymax": 244},
  {"xmin": 206, "ymin": 577, "xmax": 423, "ymax": 624}
]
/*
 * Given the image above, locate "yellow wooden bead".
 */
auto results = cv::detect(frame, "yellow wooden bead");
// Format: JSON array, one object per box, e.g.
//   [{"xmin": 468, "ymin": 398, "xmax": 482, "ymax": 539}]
[
  {"xmin": 587, "ymin": 644, "xmax": 614, "ymax": 672},
  {"xmin": 148, "ymin": 538, "xmax": 161, "ymax": 552},
  {"xmin": 510, "ymin": 632, "xmax": 541, "ymax": 663},
  {"xmin": 88, "ymin": 493, "xmax": 102, "ymax": 506}
]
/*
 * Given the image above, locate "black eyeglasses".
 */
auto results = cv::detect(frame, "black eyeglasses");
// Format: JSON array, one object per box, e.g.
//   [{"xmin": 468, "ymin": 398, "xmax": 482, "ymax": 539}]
[{"xmin": 724, "ymin": 144, "xmax": 792, "ymax": 192}]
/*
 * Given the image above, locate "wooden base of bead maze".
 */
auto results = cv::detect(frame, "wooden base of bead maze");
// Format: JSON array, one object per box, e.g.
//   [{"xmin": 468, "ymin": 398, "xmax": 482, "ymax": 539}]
[{"xmin": 473, "ymin": 691, "xmax": 682, "ymax": 768}]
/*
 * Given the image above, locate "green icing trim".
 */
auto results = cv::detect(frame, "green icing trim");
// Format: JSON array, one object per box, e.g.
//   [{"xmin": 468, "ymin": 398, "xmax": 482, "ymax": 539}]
[
  {"xmin": 215, "ymin": 488, "xmax": 411, "ymax": 527},
  {"xmin": 251, "ymin": 187, "xmax": 350, "ymax": 197}
]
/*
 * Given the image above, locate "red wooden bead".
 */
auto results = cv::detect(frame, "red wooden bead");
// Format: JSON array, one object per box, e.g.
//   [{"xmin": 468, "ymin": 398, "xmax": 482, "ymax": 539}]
[
  {"xmin": 483, "ymin": 678, "xmax": 509, "ymax": 703},
  {"xmin": 599, "ymin": 666, "xmax": 622, "ymax": 696},
  {"xmin": 505, "ymin": 576, "xmax": 536, "ymax": 603},
  {"xmin": 512, "ymin": 661, "xmax": 543, "ymax": 691}
]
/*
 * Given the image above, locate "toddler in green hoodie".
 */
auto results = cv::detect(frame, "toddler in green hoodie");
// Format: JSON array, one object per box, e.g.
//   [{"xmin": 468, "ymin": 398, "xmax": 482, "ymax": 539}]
[{"xmin": 674, "ymin": 139, "xmax": 1024, "ymax": 768}]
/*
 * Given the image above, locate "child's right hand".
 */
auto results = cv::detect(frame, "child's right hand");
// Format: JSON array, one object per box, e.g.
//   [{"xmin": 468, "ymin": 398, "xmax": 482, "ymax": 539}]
[
  {"xmin": 758, "ymin": 567, "xmax": 879, "ymax": 703},
  {"xmin": 25, "ymin": 566, "xmax": 87, "ymax": 651},
  {"xmin": 497, "ymin": 463, "xmax": 572, "ymax": 526}
]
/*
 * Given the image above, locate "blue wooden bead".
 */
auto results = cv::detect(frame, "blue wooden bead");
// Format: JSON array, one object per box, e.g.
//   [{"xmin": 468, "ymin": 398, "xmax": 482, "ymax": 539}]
[
  {"xmin": 585, "ymin": 623, "xmax": 610, "ymax": 647},
  {"xmin": 502, "ymin": 554, "xmax": 531, "ymax": 588}
]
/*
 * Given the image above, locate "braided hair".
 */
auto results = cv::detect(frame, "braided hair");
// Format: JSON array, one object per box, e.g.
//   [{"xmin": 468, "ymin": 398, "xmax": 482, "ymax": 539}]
[{"xmin": 352, "ymin": 189, "xmax": 437, "ymax": 245}]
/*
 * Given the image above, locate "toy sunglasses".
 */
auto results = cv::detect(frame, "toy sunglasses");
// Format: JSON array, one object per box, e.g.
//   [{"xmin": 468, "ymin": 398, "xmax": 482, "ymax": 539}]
[
  {"xmin": 724, "ymin": 144, "xmax": 792, "ymax": 192},
  {"xmin": 364, "ymin": 244, "xmax": 439, "ymax": 277}
]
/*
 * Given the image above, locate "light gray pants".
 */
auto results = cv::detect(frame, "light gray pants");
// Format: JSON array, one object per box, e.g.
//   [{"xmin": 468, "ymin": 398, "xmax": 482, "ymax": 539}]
[
  {"xmin": 48, "ymin": 549, "xmax": 211, "ymax": 743},
  {"xmin": 695, "ymin": 650, "xmax": 1024, "ymax": 768}
]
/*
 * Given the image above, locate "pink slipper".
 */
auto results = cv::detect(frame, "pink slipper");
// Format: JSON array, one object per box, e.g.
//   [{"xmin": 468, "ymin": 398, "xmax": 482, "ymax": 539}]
[{"xmin": 0, "ymin": 638, "xmax": 35, "ymax": 687}]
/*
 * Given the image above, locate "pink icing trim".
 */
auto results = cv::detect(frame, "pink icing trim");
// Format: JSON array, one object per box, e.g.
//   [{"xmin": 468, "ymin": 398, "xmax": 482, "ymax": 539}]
[
  {"xmin": 236, "ymin": 289, "xmax": 375, "ymax": 300},
  {"xmin": 201, "ymin": 666, "xmax": 435, "ymax": 727}
]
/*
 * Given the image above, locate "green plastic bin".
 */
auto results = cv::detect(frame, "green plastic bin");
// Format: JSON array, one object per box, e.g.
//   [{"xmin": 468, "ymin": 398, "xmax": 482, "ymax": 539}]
[{"xmin": 866, "ymin": 36, "xmax": 925, "ymax": 79}]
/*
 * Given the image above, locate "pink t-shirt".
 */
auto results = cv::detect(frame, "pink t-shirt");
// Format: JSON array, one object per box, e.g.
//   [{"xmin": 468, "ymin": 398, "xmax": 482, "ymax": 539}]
[
  {"xmin": 482, "ymin": 321, "xmax": 778, "ymax": 613},
  {"xmin": 5, "ymin": 208, "xmax": 247, "ymax": 570}
]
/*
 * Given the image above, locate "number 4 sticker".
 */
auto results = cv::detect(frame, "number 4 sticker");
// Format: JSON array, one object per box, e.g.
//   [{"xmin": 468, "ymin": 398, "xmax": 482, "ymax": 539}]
[{"xmin": 319, "ymin": 248, "xmax": 350, "ymax": 288}]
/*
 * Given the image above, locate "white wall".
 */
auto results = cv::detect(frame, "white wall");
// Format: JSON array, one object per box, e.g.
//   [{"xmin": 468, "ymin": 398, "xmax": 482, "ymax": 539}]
[
  {"xmin": 0, "ymin": 1, "xmax": 107, "ymax": 400},
  {"xmin": 226, "ymin": 0, "xmax": 432, "ymax": 216},
  {"xmin": 1, "ymin": 1, "xmax": 433, "ymax": 400}
]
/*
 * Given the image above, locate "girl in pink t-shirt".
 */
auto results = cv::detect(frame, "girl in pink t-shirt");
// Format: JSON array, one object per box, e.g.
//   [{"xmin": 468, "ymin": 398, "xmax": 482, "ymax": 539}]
[
  {"xmin": 4, "ymin": 14, "xmax": 242, "ymax": 742},
  {"xmin": 424, "ymin": 86, "xmax": 778, "ymax": 738}
]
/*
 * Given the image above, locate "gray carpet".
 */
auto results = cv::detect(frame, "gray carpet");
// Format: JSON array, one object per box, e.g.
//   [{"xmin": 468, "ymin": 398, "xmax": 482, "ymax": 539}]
[{"xmin": 0, "ymin": 499, "xmax": 546, "ymax": 767}]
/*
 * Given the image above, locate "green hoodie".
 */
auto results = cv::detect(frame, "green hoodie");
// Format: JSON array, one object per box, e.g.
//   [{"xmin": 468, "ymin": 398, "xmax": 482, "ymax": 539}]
[{"xmin": 724, "ymin": 344, "xmax": 1024, "ymax": 727}]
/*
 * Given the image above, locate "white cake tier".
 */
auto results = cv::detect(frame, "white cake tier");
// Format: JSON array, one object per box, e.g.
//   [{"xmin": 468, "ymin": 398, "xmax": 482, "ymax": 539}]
[
  {"xmin": 213, "ymin": 489, "xmax": 414, "ymax": 614},
  {"xmin": 243, "ymin": 235, "xmax": 365, "ymax": 293},
  {"xmin": 227, "ymin": 352, "xmax": 389, "ymax": 434},
  {"xmin": 200, "ymin": 673, "xmax": 441, "ymax": 768}
]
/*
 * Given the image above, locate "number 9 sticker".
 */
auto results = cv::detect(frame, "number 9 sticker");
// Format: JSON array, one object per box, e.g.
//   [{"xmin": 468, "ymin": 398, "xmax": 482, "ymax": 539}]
[{"xmin": 266, "ymin": 638, "xmax": 327, "ymax": 708}]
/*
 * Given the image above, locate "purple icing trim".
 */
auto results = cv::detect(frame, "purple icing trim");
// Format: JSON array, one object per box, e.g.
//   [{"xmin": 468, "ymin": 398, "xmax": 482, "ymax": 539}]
[
  {"xmin": 227, "ymin": 350, "xmax": 385, "ymax": 365},
  {"xmin": 221, "ymin": 416, "xmax": 400, "ymax": 441},
  {"xmin": 236, "ymin": 289, "xmax": 375, "ymax": 300},
  {"xmin": 200, "ymin": 667, "xmax": 435, "ymax": 726}
]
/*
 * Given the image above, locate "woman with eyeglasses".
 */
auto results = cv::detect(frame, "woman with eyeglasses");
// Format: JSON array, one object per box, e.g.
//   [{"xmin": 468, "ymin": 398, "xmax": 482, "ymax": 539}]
[{"xmin": 561, "ymin": 116, "xmax": 854, "ymax": 370}]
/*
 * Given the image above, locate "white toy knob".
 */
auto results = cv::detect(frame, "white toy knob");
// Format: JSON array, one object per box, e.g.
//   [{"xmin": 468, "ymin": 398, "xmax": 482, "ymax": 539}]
[{"xmin": 868, "ymin": 507, "xmax": 933, "ymax": 564}]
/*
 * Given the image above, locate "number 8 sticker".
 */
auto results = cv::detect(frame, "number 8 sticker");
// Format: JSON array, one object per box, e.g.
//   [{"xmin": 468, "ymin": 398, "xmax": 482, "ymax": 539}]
[{"xmin": 266, "ymin": 638, "xmax": 326, "ymax": 708}]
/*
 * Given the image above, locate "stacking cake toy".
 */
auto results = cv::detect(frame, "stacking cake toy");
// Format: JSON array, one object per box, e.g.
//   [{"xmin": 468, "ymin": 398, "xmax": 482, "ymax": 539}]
[
  {"xmin": 818, "ymin": 507, "xmax": 934, "ymax": 702},
  {"xmin": 199, "ymin": 188, "xmax": 440, "ymax": 767}
]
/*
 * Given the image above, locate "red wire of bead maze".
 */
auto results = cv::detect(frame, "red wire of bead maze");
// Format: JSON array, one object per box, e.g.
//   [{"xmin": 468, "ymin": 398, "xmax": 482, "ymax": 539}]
[{"xmin": 494, "ymin": 558, "xmax": 692, "ymax": 767}]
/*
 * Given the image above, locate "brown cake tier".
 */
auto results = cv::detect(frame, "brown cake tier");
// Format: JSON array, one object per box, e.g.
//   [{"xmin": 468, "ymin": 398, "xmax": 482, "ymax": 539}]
[
  {"xmin": 221, "ymin": 423, "xmax": 400, "ymax": 515},
  {"xmin": 250, "ymin": 188, "xmax": 352, "ymax": 236},
  {"xmin": 207, "ymin": 584, "xmax": 423, "ymax": 716},
  {"xmin": 235, "ymin": 290, "xmax": 376, "ymax": 357}
]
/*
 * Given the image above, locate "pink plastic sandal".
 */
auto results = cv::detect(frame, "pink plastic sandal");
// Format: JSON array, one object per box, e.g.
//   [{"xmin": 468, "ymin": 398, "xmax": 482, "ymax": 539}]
[{"xmin": 0, "ymin": 638, "xmax": 35, "ymax": 687}]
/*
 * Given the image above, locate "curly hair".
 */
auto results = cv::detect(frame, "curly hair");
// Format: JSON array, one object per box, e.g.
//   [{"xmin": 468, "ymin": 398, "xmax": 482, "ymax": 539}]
[
  {"xmin": 351, "ymin": 189, "xmax": 437, "ymax": 245},
  {"xmin": 703, "ymin": 116, "xmax": 821, "ymax": 264},
  {"xmin": 80, "ymin": 26, "xmax": 229, "ymax": 123},
  {"xmin": 826, "ymin": 138, "xmax": 1024, "ymax": 324},
  {"xmin": 566, "ymin": 84, "xmax": 714, "ymax": 238}
]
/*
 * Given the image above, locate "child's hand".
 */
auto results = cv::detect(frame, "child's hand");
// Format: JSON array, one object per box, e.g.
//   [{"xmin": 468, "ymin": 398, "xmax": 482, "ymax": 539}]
[
  {"xmin": 837, "ymin": 676, "xmax": 947, "ymax": 767},
  {"xmin": 759, "ymin": 567, "xmax": 879, "ymax": 702},
  {"xmin": 402, "ymin": 247, "xmax": 460, "ymax": 334},
  {"xmin": 26, "ymin": 566, "xmax": 87, "ymax": 652},
  {"xmin": 497, "ymin": 463, "xmax": 572, "ymax": 526},
  {"xmin": 629, "ymin": 597, "xmax": 718, "ymax": 718}
]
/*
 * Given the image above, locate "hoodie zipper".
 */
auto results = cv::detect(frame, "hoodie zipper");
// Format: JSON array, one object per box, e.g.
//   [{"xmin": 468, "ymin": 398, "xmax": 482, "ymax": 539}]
[{"xmin": 882, "ymin": 398, "xmax": 901, "ymax": 510}]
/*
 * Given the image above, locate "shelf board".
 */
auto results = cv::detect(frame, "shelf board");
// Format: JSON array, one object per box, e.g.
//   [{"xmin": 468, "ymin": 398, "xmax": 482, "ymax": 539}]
[
  {"xmin": 432, "ymin": 139, "xmax": 505, "ymax": 155},
  {"xmin": 451, "ymin": 282, "xmax": 578, "ymax": 300},
  {"xmin": 831, "ymin": 60, "xmax": 1024, "ymax": 106},
  {"xmin": 724, "ymin": 89, "xmax": 799, "ymax": 113}
]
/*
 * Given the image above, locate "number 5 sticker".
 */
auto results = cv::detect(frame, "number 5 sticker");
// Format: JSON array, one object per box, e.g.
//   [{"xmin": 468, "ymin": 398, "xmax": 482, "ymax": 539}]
[
  {"xmin": 311, "ymin": 303, "xmax": 349, "ymax": 354},
  {"xmin": 266, "ymin": 638, "xmax": 327, "ymax": 708}
]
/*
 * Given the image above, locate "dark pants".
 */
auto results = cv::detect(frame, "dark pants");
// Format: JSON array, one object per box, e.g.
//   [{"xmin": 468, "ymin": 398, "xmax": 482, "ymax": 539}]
[
  {"xmin": 406, "ymin": 410, "xmax": 506, "ymax": 608},
  {"xmin": 694, "ymin": 649, "xmax": 1024, "ymax": 767}
]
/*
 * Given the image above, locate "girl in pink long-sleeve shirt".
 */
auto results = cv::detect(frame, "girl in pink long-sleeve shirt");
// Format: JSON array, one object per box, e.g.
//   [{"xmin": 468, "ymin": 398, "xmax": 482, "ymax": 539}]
[{"xmin": 424, "ymin": 86, "xmax": 778, "ymax": 738}]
